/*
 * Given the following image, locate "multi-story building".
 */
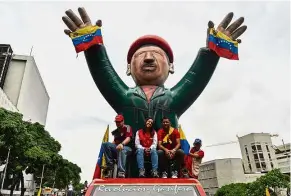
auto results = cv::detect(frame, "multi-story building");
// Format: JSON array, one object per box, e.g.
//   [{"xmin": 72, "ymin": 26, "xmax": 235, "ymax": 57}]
[
  {"xmin": 238, "ymin": 133, "xmax": 278, "ymax": 173},
  {"xmin": 2, "ymin": 53, "xmax": 50, "ymax": 125},
  {"xmin": 198, "ymin": 158, "xmax": 264, "ymax": 196},
  {"xmin": 0, "ymin": 44, "xmax": 50, "ymax": 195},
  {"xmin": 274, "ymin": 143, "xmax": 290, "ymax": 175},
  {"xmin": 199, "ymin": 133, "xmax": 286, "ymax": 195}
]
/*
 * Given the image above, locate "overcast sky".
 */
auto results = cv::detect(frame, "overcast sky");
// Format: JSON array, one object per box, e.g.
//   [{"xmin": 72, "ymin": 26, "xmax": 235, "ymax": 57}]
[{"xmin": 0, "ymin": 1, "xmax": 289, "ymax": 182}]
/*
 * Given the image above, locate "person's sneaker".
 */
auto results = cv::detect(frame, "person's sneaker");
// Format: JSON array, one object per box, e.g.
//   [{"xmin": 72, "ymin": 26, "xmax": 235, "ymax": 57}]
[
  {"xmin": 182, "ymin": 168, "xmax": 190, "ymax": 178},
  {"xmin": 103, "ymin": 169, "xmax": 113, "ymax": 178},
  {"xmin": 139, "ymin": 168, "xmax": 145, "ymax": 178},
  {"xmin": 171, "ymin": 171, "xmax": 178, "ymax": 178},
  {"xmin": 118, "ymin": 171, "xmax": 125, "ymax": 178},
  {"xmin": 101, "ymin": 165, "xmax": 113, "ymax": 178},
  {"xmin": 162, "ymin": 171, "xmax": 168, "ymax": 178},
  {"xmin": 152, "ymin": 170, "xmax": 159, "ymax": 178}
]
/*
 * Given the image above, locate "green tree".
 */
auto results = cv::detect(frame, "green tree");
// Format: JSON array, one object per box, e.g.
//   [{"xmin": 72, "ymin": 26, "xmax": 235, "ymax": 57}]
[
  {"xmin": 215, "ymin": 183, "xmax": 248, "ymax": 196},
  {"xmin": 247, "ymin": 169, "xmax": 290, "ymax": 196},
  {"xmin": 41, "ymin": 158, "xmax": 82, "ymax": 190},
  {"xmin": 215, "ymin": 169, "xmax": 290, "ymax": 196},
  {"xmin": 0, "ymin": 108, "xmax": 82, "ymax": 196}
]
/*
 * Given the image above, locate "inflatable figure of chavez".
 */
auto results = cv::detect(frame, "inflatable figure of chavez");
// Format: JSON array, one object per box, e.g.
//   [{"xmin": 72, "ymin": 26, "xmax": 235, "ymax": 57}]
[{"xmin": 61, "ymin": 8, "xmax": 247, "ymax": 144}]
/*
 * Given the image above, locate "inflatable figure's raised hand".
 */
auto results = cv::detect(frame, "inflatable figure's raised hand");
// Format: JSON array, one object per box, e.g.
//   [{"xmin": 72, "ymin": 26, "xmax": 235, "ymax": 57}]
[
  {"xmin": 62, "ymin": 7, "xmax": 103, "ymax": 53},
  {"xmin": 62, "ymin": 7, "xmax": 102, "ymax": 36},
  {"xmin": 206, "ymin": 12, "xmax": 247, "ymax": 60}
]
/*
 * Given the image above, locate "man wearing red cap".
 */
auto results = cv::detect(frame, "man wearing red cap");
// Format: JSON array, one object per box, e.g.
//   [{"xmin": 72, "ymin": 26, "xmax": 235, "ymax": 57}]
[
  {"xmin": 101, "ymin": 114, "xmax": 133, "ymax": 178},
  {"xmin": 62, "ymin": 8, "xmax": 247, "ymax": 177}
]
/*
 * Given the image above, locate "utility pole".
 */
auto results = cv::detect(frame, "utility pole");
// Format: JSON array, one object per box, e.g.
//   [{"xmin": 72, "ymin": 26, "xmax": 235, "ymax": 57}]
[
  {"xmin": 0, "ymin": 147, "xmax": 11, "ymax": 194},
  {"xmin": 52, "ymin": 169, "xmax": 57, "ymax": 190}
]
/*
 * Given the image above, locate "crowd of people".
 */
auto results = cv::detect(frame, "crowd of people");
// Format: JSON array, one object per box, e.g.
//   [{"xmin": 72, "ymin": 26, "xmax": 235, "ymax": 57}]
[{"xmin": 101, "ymin": 114, "xmax": 204, "ymax": 179}]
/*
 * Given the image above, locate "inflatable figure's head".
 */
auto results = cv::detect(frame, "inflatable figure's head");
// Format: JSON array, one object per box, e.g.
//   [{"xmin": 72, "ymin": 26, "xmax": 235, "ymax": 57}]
[{"xmin": 126, "ymin": 35, "xmax": 174, "ymax": 86}]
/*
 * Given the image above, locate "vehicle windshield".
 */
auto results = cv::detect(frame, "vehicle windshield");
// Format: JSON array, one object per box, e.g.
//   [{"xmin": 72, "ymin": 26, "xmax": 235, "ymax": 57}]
[{"xmin": 91, "ymin": 184, "xmax": 200, "ymax": 196}]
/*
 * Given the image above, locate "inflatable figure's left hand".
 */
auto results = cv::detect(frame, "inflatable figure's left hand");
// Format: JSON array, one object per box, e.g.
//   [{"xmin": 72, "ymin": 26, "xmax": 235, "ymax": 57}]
[{"xmin": 206, "ymin": 12, "xmax": 247, "ymax": 45}]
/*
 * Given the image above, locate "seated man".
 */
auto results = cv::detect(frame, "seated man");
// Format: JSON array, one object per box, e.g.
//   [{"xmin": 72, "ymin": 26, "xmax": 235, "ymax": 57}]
[
  {"xmin": 157, "ymin": 117, "xmax": 185, "ymax": 178},
  {"xmin": 135, "ymin": 117, "xmax": 159, "ymax": 178},
  {"xmin": 184, "ymin": 138, "xmax": 204, "ymax": 179},
  {"xmin": 102, "ymin": 114, "xmax": 133, "ymax": 178}
]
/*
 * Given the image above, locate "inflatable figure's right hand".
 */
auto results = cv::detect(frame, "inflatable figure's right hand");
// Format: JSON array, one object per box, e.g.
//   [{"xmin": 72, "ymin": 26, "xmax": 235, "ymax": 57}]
[{"xmin": 62, "ymin": 7, "xmax": 102, "ymax": 36}]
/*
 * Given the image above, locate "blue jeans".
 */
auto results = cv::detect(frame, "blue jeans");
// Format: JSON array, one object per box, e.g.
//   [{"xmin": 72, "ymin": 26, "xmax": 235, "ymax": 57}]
[
  {"xmin": 136, "ymin": 148, "xmax": 158, "ymax": 170},
  {"xmin": 102, "ymin": 142, "xmax": 132, "ymax": 173}
]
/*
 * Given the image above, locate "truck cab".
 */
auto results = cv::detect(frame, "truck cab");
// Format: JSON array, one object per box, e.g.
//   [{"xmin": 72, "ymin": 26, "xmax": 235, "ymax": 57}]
[{"xmin": 85, "ymin": 178, "xmax": 206, "ymax": 196}]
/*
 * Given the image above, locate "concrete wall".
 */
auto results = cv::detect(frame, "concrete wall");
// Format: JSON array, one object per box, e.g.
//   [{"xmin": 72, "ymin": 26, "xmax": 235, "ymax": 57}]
[
  {"xmin": 0, "ymin": 87, "xmax": 18, "ymax": 112},
  {"xmin": 215, "ymin": 158, "xmax": 246, "ymax": 187},
  {"xmin": 3, "ymin": 55, "xmax": 49, "ymax": 125},
  {"xmin": 244, "ymin": 173, "xmax": 264, "ymax": 183},
  {"xmin": 276, "ymin": 143, "xmax": 291, "ymax": 174}
]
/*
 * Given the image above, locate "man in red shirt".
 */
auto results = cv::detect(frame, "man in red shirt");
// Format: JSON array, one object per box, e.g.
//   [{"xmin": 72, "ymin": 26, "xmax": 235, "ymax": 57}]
[
  {"xmin": 157, "ymin": 117, "xmax": 185, "ymax": 178},
  {"xmin": 184, "ymin": 138, "xmax": 204, "ymax": 179},
  {"xmin": 135, "ymin": 117, "xmax": 159, "ymax": 178},
  {"xmin": 102, "ymin": 114, "xmax": 133, "ymax": 178}
]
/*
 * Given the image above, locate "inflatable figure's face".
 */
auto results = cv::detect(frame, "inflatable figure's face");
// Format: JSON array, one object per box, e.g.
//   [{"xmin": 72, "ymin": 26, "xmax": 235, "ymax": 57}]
[{"xmin": 130, "ymin": 45, "xmax": 170, "ymax": 86}]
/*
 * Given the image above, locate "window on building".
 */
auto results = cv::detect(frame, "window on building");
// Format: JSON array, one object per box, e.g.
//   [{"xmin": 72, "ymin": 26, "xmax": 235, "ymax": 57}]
[
  {"xmin": 261, "ymin": 162, "xmax": 266, "ymax": 170},
  {"xmin": 249, "ymin": 164, "xmax": 252, "ymax": 171},
  {"xmin": 259, "ymin": 153, "xmax": 264, "ymax": 161},
  {"xmin": 256, "ymin": 162, "xmax": 261, "ymax": 169},
  {"xmin": 268, "ymin": 153, "xmax": 271, "ymax": 160},
  {"xmin": 253, "ymin": 153, "xmax": 259, "ymax": 161},
  {"xmin": 257, "ymin": 145, "xmax": 262, "ymax": 152},
  {"xmin": 252, "ymin": 145, "xmax": 257, "ymax": 152},
  {"xmin": 247, "ymin": 156, "xmax": 250, "ymax": 162},
  {"xmin": 271, "ymin": 162, "xmax": 274, "ymax": 169},
  {"xmin": 245, "ymin": 147, "xmax": 248, "ymax": 155},
  {"xmin": 266, "ymin": 145, "xmax": 270, "ymax": 152}
]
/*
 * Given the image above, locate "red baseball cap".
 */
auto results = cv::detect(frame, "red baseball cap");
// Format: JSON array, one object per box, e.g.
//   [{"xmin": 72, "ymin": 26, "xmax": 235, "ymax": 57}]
[
  {"xmin": 115, "ymin": 114, "xmax": 124, "ymax": 122},
  {"xmin": 127, "ymin": 35, "xmax": 174, "ymax": 64}
]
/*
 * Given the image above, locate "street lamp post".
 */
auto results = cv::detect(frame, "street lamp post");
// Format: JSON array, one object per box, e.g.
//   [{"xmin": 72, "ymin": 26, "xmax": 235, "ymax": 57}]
[{"xmin": 0, "ymin": 147, "xmax": 11, "ymax": 194}]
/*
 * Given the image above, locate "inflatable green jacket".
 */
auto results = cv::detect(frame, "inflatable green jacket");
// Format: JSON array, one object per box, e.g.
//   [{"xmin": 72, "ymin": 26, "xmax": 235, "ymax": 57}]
[{"xmin": 84, "ymin": 45, "xmax": 220, "ymax": 135}]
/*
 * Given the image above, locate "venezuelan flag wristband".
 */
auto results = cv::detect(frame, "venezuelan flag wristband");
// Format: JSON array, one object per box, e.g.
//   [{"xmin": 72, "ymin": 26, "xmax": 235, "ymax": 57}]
[
  {"xmin": 69, "ymin": 25, "xmax": 103, "ymax": 53},
  {"xmin": 207, "ymin": 28, "xmax": 239, "ymax": 60}
]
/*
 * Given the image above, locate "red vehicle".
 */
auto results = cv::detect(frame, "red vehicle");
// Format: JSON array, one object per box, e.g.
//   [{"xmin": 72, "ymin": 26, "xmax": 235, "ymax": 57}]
[{"xmin": 85, "ymin": 178, "xmax": 206, "ymax": 196}]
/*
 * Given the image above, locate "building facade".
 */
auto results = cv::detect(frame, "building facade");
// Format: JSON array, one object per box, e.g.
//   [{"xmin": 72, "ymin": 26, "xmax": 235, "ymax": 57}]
[
  {"xmin": 2, "ymin": 54, "xmax": 49, "ymax": 125},
  {"xmin": 199, "ymin": 158, "xmax": 264, "ymax": 196},
  {"xmin": 275, "ymin": 143, "xmax": 290, "ymax": 174},
  {"xmin": 238, "ymin": 133, "xmax": 278, "ymax": 173}
]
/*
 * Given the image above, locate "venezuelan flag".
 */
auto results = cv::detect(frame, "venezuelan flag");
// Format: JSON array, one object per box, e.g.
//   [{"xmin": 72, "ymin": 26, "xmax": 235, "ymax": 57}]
[
  {"xmin": 70, "ymin": 25, "xmax": 103, "ymax": 53},
  {"xmin": 265, "ymin": 187, "xmax": 271, "ymax": 196},
  {"xmin": 92, "ymin": 125, "xmax": 109, "ymax": 179},
  {"xmin": 37, "ymin": 188, "xmax": 41, "ymax": 196},
  {"xmin": 208, "ymin": 28, "xmax": 239, "ymax": 60},
  {"xmin": 178, "ymin": 125, "xmax": 190, "ymax": 155}
]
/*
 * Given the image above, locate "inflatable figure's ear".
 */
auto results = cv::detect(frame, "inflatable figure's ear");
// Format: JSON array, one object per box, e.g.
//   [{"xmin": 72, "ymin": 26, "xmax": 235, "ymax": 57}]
[
  {"xmin": 169, "ymin": 63, "xmax": 174, "ymax": 74},
  {"xmin": 126, "ymin": 64, "xmax": 131, "ymax": 76}
]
